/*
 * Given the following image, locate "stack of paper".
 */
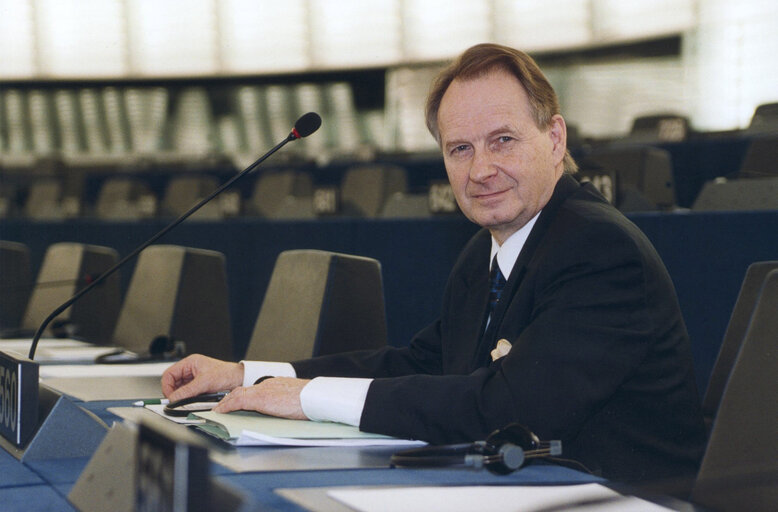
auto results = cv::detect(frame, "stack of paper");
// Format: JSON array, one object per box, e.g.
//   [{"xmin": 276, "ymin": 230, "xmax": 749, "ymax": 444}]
[{"xmin": 194, "ymin": 410, "xmax": 426, "ymax": 448}]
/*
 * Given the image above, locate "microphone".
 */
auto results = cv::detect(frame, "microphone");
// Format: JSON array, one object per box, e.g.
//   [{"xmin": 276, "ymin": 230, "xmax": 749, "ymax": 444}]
[{"xmin": 25, "ymin": 112, "xmax": 321, "ymax": 360}]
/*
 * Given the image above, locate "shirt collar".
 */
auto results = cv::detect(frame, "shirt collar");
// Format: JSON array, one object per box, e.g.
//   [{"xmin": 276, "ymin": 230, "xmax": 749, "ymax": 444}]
[{"xmin": 490, "ymin": 212, "xmax": 541, "ymax": 280}]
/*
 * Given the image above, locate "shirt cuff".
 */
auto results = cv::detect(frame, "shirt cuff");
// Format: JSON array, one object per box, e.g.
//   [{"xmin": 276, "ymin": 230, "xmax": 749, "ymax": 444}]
[
  {"xmin": 300, "ymin": 377, "xmax": 372, "ymax": 427},
  {"xmin": 240, "ymin": 360, "xmax": 296, "ymax": 387}
]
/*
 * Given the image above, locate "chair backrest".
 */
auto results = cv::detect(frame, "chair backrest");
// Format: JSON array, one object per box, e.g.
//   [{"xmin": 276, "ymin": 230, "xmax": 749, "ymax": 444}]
[
  {"xmin": 245, "ymin": 250, "xmax": 387, "ymax": 362},
  {"xmin": 701, "ymin": 261, "xmax": 778, "ymax": 431},
  {"xmin": 95, "ymin": 177, "xmax": 157, "ymax": 219},
  {"xmin": 0, "ymin": 241, "xmax": 32, "ymax": 331},
  {"xmin": 248, "ymin": 169, "xmax": 313, "ymax": 217},
  {"xmin": 340, "ymin": 165, "xmax": 408, "ymax": 217},
  {"xmin": 24, "ymin": 179, "xmax": 64, "ymax": 219},
  {"xmin": 22, "ymin": 242, "xmax": 121, "ymax": 343},
  {"xmin": 747, "ymin": 102, "xmax": 778, "ymax": 134},
  {"xmin": 380, "ymin": 192, "xmax": 431, "ymax": 218},
  {"xmin": 581, "ymin": 146, "xmax": 676, "ymax": 211},
  {"xmin": 737, "ymin": 135, "xmax": 778, "ymax": 179},
  {"xmin": 692, "ymin": 176, "xmax": 778, "ymax": 211},
  {"xmin": 273, "ymin": 196, "xmax": 317, "ymax": 219},
  {"xmin": 629, "ymin": 113, "xmax": 690, "ymax": 143},
  {"xmin": 161, "ymin": 175, "xmax": 222, "ymax": 219},
  {"xmin": 691, "ymin": 270, "xmax": 778, "ymax": 512},
  {"xmin": 112, "ymin": 245, "xmax": 233, "ymax": 360}
]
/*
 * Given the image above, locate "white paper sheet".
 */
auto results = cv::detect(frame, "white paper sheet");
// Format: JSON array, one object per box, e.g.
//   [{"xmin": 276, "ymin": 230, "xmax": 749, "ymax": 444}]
[
  {"xmin": 0, "ymin": 338, "xmax": 122, "ymax": 362},
  {"xmin": 39, "ymin": 361, "xmax": 173, "ymax": 378},
  {"xmin": 327, "ymin": 483, "xmax": 674, "ymax": 512}
]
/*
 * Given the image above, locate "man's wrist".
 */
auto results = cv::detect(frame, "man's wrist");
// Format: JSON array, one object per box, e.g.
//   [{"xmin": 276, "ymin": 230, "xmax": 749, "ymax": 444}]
[{"xmin": 299, "ymin": 377, "xmax": 372, "ymax": 426}]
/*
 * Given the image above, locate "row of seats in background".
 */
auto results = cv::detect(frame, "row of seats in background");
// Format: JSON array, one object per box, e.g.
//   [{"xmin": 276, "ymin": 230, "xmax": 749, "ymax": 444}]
[
  {"xmin": 576, "ymin": 130, "xmax": 778, "ymax": 213},
  {"xmin": 0, "ymin": 240, "xmax": 387, "ymax": 363},
  {"xmin": 0, "ymin": 163, "xmax": 460, "ymax": 221},
  {"xmin": 2, "ymin": 105, "xmax": 777, "ymax": 220}
]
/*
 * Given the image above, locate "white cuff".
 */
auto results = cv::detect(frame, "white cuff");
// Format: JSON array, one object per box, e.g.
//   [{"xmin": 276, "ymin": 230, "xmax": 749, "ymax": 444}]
[
  {"xmin": 240, "ymin": 360, "xmax": 296, "ymax": 387},
  {"xmin": 300, "ymin": 377, "xmax": 372, "ymax": 427}
]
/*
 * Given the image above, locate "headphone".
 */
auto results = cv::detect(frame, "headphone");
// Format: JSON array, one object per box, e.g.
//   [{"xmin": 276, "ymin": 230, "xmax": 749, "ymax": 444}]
[
  {"xmin": 95, "ymin": 335, "xmax": 186, "ymax": 364},
  {"xmin": 390, "ymin": 423, "xmax": 562, "ymax": 475}
]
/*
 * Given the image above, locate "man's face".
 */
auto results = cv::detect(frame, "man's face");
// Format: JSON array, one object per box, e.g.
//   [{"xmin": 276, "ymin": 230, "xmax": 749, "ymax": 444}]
[{"xmin": 437, "ymin": 69, "xmax": 566, "ymax": 244}]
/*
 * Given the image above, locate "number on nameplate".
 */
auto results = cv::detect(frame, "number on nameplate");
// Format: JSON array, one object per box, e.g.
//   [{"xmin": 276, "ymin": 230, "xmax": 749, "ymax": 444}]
[
  {"xmin": 428, "ymin": 181, "xmax": 458, "ymax": 214},
  {"xmin": 313, "ymin": 187, "xmax": 339, "ymax": 215}
]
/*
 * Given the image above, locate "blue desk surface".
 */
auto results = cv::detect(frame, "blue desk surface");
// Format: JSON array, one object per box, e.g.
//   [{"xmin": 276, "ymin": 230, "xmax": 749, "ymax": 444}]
[{"xmin": 1, "ymin": 399, "xmax": 602, "ymax": 512}]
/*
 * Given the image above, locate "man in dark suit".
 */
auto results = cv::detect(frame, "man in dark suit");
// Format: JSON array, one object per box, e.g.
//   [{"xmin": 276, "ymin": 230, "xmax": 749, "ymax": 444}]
[{"xmin": 162, "ymin": 43, "xmax": 706, "ymax": 483}]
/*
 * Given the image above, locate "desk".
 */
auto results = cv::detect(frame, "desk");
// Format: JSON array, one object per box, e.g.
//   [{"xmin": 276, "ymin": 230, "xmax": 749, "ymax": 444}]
[
  {"xmin": 3, "ymin": 210, "xmax": 778, "ymax": 394},
  {"xmin": 0, "ymin": 398, "xmax": 601, "ymax": 512}
]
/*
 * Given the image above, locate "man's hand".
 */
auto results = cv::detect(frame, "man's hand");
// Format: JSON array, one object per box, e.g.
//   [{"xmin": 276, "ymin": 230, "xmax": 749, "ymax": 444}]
[
  {"xmin": 161, "ymin": 354, "xmax": 244, "ymax": 402},
  {"xmin": 212, "ymin": 377, "xmax": 310, "ymax": 420}
]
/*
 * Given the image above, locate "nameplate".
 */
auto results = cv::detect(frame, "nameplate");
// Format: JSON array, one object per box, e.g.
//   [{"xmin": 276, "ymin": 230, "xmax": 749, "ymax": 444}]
[
  {"xmin": 313, "ymin": 186, "xmax": 339, "ymax": 215},
  {"xmin": 428, "ymin": 181, "xmax": 459, "ymax": 214},
  {"xmin": 579, "ymin": 170, "xmax": 617, "ymax": 205},
  {"xmin": 0, "ymin": 351, "xmax": 39, "ymax": 447},
  {"xmin": 136, "ymin": 418, "xmax": 210, "ymax": 512}
]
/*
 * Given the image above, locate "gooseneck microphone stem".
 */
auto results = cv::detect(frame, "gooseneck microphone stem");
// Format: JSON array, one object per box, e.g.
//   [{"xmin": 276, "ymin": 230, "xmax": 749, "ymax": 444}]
[{"xmin": 28, "ymin": 112, "xmax": 322, "ymax": 360}]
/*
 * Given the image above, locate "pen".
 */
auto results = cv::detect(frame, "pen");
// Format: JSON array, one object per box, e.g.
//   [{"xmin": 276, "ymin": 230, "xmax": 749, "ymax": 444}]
[{"xmin": 133, "ymin": 398, "xmax": 170, "ymax": 406}]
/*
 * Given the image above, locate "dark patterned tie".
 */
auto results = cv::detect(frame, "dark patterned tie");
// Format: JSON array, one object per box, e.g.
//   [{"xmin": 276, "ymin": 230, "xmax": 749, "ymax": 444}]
[{"xmin": 488, "ymin": 254, "xmax": 506, "ymax": 316}]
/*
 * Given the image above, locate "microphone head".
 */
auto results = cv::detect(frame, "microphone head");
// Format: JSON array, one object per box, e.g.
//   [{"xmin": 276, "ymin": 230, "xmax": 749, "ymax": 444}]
[{"xmin": 291, "ymin": 112, "xmax": 322, "ymax": 139}]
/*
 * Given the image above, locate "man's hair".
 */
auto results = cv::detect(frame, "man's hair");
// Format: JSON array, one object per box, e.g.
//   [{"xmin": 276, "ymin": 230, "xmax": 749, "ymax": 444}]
[{"xmin": 425, "ymin": 43, "xmax": 577, "ymax": 174}]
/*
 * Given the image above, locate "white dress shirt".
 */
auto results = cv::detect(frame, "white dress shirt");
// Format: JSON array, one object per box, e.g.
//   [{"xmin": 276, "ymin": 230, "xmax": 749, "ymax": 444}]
[{"xmin": 242, "ymin": 212, "xmax": 540, "ymax": 427}]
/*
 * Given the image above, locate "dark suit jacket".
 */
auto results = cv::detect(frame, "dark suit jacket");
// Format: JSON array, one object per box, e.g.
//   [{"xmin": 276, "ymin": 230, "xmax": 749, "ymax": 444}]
[{"xmin": 293, "ymin": 174, "xmax": 707, "ymax": 483}]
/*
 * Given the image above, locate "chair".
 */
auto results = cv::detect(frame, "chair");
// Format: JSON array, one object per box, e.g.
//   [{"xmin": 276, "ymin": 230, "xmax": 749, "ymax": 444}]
[
  {"xmin": 737, "ymin": 135, "xmax": 778, "ymax": 179},
  {"xmin": 0, "ymin": 181, "xmax": 20, "ymax": 218},
  {"xmin": 340, "ymin": 165, "xmax": 408, "ymax": 217},
  {"xmin": 0, "ymin": 241, "xmax": 32, "ymax": 331},
  {"xmin": 244, "ymin": 250, "xmax": 387, "ymax": 362},
  {"xmin": 691, "ymin": 176, "xmax": 778, "ymax": 211},
  {"xmin": 94, "ymin": 177, "xmax": 157, "ymax": 219},
  {"xmin": 629, "ymin": 113, "xmax": 691, "ymax": 143},
  {"xmin": 161, "ymin": 175, "xmax": 222, "ymax": 219},
  {"xmin": 380, "ymin": 192, "xmax": 431, "ymax": 218},
  {"xmin": 23, "ymin": 179, "xmax": 72, "ymax": 220},
  {"xmin": 579, "ymin": 146, "xmax": 676, "ymax": 211},
  {"xmin": 747, "ymin": 102, "xmax": 778, "ymax": 134},
  {"xmin": 273, "ymin": 196, "xmax": 317, "ymax": 219},
  {"xmin": 247, "ymin": 169, "xmax": 313, "ymax": 218},
  {"xmin": 701, "ymin": 261, "xmax": 778, "ymax": 432},
  {"xmin": 691, "ymin": 270, "xmax": 778, "ymax": 512},
  {"xmin": 21, "ymin": 242, "xmax": 121, "ymax": 344},
  {"xmin": 111, "ymin": 245, "xmax": 233, "ymax": 360}
]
